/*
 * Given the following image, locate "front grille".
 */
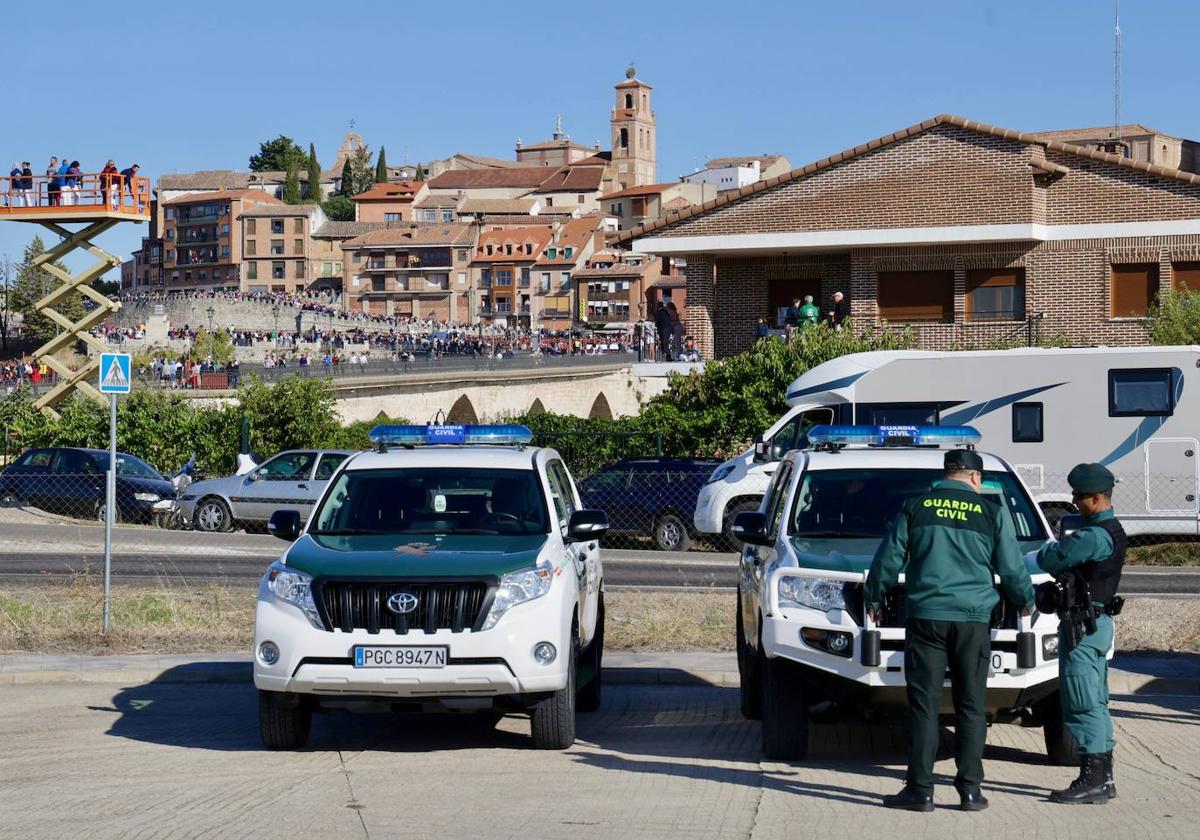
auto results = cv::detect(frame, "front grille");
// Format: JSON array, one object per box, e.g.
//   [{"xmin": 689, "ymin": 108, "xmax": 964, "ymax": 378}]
[
  {"xmin": 847, "ymin": 584, "xmax": 1017, "ymax": 630},
  {"xmin": 317, "ymin": 580, "xmax": 493, "ymax": 635}
]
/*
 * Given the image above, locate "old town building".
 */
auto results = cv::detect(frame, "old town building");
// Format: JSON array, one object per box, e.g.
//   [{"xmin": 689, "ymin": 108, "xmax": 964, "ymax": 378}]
[
  {"xmin": 614, "ymin": 114, "xmax": 1200, "ymax": 358},
  {"xmin": 240, "ymin": 203, "xmax": 327, "ymax": 294},
  {"xmin": 161, "ymin": 189, "xmax": 284, "ymax": 292}
]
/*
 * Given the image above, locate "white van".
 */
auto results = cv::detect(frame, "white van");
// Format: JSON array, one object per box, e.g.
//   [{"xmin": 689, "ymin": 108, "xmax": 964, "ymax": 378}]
[{"xmin": 695, "ymin": 346, "xmax": 1200, "ymax": 542}]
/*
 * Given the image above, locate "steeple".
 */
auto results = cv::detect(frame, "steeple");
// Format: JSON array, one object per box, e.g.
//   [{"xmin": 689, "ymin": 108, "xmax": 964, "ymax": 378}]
[{"xmin": 611, "ymin": 66, "xmax": 656, "ymax": 189}]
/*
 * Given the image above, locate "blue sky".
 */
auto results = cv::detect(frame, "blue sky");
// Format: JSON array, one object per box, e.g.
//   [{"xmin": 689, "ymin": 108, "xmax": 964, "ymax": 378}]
[{"xmin": 4, "ymin": 0, "xmax": 1198, "ymax": 276}]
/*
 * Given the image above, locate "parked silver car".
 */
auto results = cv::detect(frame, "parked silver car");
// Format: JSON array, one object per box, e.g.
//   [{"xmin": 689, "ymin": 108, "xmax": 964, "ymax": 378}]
[{"xmin": 181, "ymin": 450, "xmax": 354, "ymax": 533}]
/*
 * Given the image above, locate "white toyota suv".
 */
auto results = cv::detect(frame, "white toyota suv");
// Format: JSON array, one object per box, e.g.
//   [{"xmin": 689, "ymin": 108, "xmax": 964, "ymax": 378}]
[
  {"xmin": 732, "ymin": 425, "xmax": 1076, "ymax": 764},
  {"xmin": 253, "ymin": 424, "xmax": 608, "ymax": 750}
]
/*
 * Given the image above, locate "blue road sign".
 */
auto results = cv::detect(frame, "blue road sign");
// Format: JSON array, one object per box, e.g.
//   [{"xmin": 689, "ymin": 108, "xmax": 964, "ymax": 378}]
[{"xmin": 98, "ymin": 353, "xmax": 132, "ymax": 394}]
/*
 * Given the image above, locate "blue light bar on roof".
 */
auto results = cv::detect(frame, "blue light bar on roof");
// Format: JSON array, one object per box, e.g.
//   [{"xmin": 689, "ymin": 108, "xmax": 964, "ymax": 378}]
[
  {"xmin": 806, "ymin": 424, "xmax": 981, "ymax": 448},
  {"xmin": 368, "ymin": 423, "xmax": 534, "ymax": 447}
]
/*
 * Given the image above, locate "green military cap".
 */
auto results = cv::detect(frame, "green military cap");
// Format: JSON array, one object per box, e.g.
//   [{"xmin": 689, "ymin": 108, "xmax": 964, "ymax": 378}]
[
  {"xmin": 945, "ymin": 449, "xmax": 984, "ymax": 472},
  {"xmin": 1068, "ymin": 462, "xmax": 1115, "ymax": 494}
]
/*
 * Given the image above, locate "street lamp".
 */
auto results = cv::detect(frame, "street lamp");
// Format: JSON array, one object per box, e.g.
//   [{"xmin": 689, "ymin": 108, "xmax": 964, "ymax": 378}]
[{"xmin": 271, "ymin": 302, "xmax": 280, "ymax": 347}]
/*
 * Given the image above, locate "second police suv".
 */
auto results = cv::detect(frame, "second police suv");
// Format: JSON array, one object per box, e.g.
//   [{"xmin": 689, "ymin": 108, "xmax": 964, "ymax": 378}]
[
  {"xmin": 252, "ymin": 424, "xmax": 608, "ymax": 750},
  {"xmin": 732, "ymin": 424, "xmax": 1080, "ymax": 763}
]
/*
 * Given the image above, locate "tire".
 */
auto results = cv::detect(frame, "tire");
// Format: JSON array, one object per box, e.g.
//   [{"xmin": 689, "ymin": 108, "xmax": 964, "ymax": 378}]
[
  {"xmin": 195, "ymin": 496, "xmax": 234, "ymax": 533},
  {"xmin": 761, "ymin": 655, "xmax": 809, "ymax": 760},
  {"xmin": 531, "ymin": 634, "xmax": 577, "ymax": 749},
  {"xmin": 654, "ymin": 513, "xmax": 691, "ymax": 552},
  {"xmin": 1038, "ymin": 692, "xmax": 1079, "ymax": 765},
  {"xmin": 95, "ymin": 501, "xmax": 120, "ymax": 524},
  {"xmin": 577, "ymin": 601, "xmax": 605, "ymax": 713},
  {"xmin": 736, "ymin": 598, "xmax": 763, "ymax": 720},
  {"xmin": 258, "ymin": 690, "xmax": 311, "ymax": 749},
  {"xmin": 722, "ymin": 499, "xmax": 761, "ymax": 551}
]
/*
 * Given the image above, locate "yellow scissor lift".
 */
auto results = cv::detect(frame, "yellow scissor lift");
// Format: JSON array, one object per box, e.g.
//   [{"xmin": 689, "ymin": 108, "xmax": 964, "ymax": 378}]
[{"xmin": 1, "ymin": 171, "xmax": 152, "ymax": 417}]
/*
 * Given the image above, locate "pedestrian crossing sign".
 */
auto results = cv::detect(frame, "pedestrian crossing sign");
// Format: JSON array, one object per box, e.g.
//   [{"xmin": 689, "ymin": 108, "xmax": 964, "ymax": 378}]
[{"xmin": 99, "ymin": 353, "xmax": 132, "ymax": 394}]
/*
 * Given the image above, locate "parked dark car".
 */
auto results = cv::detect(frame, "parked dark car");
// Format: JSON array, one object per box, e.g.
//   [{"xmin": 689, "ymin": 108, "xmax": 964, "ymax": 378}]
[
  {"xmin": 0, "ymin": 447, "xmax": 174, "ymax": 523},
  {"xmin": 578, "ymin": 458, "xmax": 720, "ymax": 551}
]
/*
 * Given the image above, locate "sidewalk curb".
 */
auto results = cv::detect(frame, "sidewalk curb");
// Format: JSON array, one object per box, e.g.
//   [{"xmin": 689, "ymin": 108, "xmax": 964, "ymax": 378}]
[{"xmin": 2, "ymin": 659, "xmax": 1196, "ymax": 694}]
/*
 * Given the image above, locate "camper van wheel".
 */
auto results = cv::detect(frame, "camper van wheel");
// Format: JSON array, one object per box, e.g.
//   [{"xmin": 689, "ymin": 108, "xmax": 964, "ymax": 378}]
[{"xmin": 723, "ymin": 499, "xmax": 762, "ymax": 550}]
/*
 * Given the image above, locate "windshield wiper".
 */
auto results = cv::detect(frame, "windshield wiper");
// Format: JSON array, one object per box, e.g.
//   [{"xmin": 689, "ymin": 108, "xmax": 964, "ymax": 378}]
[
  {"xmin": 794, "ymin": 530, "xmax": 881, "ymax": 539},
  {"xmin": 312, "ymin": 528, "xmax": 391, "ymax": 536}
]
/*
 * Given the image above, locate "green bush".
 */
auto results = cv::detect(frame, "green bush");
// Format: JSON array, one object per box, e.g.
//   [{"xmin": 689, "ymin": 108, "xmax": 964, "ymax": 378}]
[{"xmin": 1146, "ymin": 289, "xmax": 1200, "ymax": 345}]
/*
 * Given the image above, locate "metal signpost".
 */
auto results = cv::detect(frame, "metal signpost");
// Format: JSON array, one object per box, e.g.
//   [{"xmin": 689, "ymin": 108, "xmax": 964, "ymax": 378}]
[{"xmin": 98, "ymin": 352, "xmax": 131, "ymax": 634}]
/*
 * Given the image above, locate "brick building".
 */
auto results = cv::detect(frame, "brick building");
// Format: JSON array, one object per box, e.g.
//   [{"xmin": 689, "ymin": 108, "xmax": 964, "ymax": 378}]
[
  {"xmin": 162, "ymin": 190, "xmax": 284, "ymax": 292},
  {"xmin": 342, "ymin": 223, "xmax": 477, "ymax": 321},
  {"xmin": 575, "ymin": 249, "xmax": 685, "ymax": 326},
  {"xmin": 352, "ymin": 181, "xmax": 428, "ymax": 223},
  {"xmin": 613, "ymin": 114, "xmax": 1200, "ymax": 358},
  {"xmin": 240, "ymin": 203, "xmax": 327, "ymax": 294}
]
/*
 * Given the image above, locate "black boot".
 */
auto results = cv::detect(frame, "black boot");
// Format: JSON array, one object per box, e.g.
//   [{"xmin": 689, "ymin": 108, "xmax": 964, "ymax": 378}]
[
  {"xmin": 957, "ymin": 787, "xmax": 989, "ymax": 812},
  {"xmin": 1104, "ymin": 751, "xmax": 1117, "ymax": 799},
  {"xmin": 883, "ymin": 786, "xmax": 934, "ymax": 812},
  {"xmin": 1049, "ymin": 754, "xmax": 1110, "ymax": 804}
]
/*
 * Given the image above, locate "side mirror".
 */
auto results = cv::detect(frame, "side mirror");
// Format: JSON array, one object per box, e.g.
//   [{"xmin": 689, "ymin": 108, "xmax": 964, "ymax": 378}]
[
  {"xmin": 731, "ymin": 510, "xmax": 771, "ymax": 546},
  {"xmin": 1055, "ymin": 513, "xmax": 1085, "ymax": 541},
  {"xmin": 268, "ymin": 509, "xmax": 303, "ymax": 542},
  {"xmin": 752, "ymin": 438, "xmax": 771, "ymax": 464},
  {"xmin": 567, "ymin": 509, "xmax": 609, "ymax": 543},
  {"xmin": 247, "ymin": 471, "xmax": 260, "ymax": 482}
]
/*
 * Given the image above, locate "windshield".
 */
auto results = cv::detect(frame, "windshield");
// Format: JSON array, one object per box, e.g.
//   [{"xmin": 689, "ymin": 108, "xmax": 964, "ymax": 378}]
[
  {"xmin": 789, "ymin": 468, "xmax": 1046, "ymax": 542},
  {"xmin": 95, "ymin": 453, "xmax": 164, "ymax": 480},
  {"xmin": 311, "ymin": 467, "xmax": 550, "ymax": 536}
]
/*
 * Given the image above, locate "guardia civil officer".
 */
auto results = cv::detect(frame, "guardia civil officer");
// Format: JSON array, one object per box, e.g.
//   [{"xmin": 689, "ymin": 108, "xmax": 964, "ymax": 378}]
[
  {"xmin": 866, "ymin": 449, "xmax": 1035, "ymax": 812},
  {"xmin": 1036, "ymin": 463, "xmax": 1125, "ymax": 804}
]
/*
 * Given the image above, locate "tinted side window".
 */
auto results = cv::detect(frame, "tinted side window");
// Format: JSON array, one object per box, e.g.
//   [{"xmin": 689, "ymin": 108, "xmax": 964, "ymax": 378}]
[
  {"xmin": 1012, "ymin": 402, "xmax": 1043, "ymax": 443},
  {"xmin": 315, "ymin": 454, "xmax": 348, "ymax": 480},
  {"xmin": 53, "ymin": 450, "xmax": 97, "ymax": 474},
  {"xmin": 1109, "ymin": 368, "xmax": 1174, "ymax": 416},
  {"xmin": 545, "ymin": 461, "xmax": 576, "ymax": 529},
  {"xmin": 258, "ymin": 452, "xmax": 317, "ymax": 481},
  {"xmin": 15, "ymin": 450, "xmax": 53, "ymax": 468},
  {"xmin": 764, "ymin": 462, "xmax": 794, "ymax": 540}
]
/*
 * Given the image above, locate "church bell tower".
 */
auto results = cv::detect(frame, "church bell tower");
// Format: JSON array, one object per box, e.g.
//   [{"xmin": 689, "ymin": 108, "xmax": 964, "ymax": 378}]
[{"xmin": 611, "ymin": 65, "xmax": 656, "ymax": 189}]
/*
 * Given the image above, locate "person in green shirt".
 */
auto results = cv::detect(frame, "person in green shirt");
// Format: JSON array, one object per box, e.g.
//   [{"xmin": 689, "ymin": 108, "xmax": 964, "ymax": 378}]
[
  {"xmin": 1036, "ymin": 462, "xmax": 1125, "ymax": 805},
  {"xmin": 799, "ymin": 294, "xmax": 820, "ymax": 328},
  {"xmin": 866, "ymin": 449, "xmax": 1034, "ymax": 812}
]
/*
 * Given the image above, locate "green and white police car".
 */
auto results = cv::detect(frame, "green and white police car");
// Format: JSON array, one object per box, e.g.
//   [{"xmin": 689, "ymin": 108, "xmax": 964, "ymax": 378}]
[
  {"xmin": 253, "ymin": 424, "xmax": 608, "ymax": 750},
  {"xmin": 733, "ymin": 425, "xmax": 1077, "ymax": 764}
]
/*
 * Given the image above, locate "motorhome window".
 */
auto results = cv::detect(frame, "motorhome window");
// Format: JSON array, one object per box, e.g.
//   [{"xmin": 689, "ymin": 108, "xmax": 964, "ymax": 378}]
[
  {"xmin": 876, "ymin": 270, "xmax": 954, "ymax": 323},
  {"xmin": 966, "ymin": 268, "xmax": 1025, "ymax": 321},
  {"xmin": 771, "ymin": 408, "xmax": 834, "ymax": 458},
  {"xmin": 1110, "ymin": 263, "xmax": 1159, "ymax": 318},
  {"xmin": 1108, "ymin": 369, "xmax": 1174, "ymax": 416},
  {"xmin": 1012, "ymin": 402, "xmax": 1043, "ymax": 443},
  {"xmin": 789, "ymin": 468, "xmax": 1045, "ymax": 541},
  {"xmin": 857, "ymin": 403, "xmax": 940, "ymax": 425}
]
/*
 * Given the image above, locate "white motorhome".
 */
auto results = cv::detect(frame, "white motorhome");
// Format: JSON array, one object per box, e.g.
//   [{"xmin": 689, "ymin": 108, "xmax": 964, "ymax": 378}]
[{"xmin": 695, "ymin": 346, "xmax": 1200, "ymax": 542}]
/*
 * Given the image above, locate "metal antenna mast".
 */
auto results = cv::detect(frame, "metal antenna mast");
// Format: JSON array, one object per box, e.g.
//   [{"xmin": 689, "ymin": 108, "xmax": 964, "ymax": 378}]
[{"xmin": 1112, "ymin": 0, "xmax": 1122, "ymax": 141}]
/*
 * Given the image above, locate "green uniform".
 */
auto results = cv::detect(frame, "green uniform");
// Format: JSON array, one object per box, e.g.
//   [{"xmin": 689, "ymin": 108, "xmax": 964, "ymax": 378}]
[
  {"xmin": 866, "ymin": 478, "xmax": 1034, "ymax": 795},
  {"xmin": 1036, "ymin": 510, "xmax": 1117, "ymax": 756},
  {"xmin": 799, "ymin": 302, "xmax": 820, "ymax": 327}
]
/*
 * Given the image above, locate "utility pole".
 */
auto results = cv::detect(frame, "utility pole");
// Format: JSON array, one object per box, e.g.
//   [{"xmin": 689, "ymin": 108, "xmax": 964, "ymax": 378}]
[{"xmin": 1112, "ymin": 0, "xmax": 1122, "ymax": 143}]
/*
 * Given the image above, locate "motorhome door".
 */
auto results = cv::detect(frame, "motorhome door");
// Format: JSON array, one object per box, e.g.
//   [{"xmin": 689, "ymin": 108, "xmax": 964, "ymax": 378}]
[{"xmin": 1145, "ymin": 438, "xmax": 1200, "ymax": 515}]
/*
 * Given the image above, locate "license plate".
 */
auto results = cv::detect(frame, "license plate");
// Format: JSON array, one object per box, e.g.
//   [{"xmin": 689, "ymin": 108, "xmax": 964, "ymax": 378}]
[
  {"xmin": 988, "ymin": 652, "xmax": 1015, "ymax": 675},
  {"xmin": 353, "ymin": 646, "xmax": 448, "ymax": 668}
]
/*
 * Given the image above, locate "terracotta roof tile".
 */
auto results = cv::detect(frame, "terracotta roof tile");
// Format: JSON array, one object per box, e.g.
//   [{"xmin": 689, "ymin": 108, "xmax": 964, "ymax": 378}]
[
  {"xmin": 599, "ymin": 182, "xmax": 678, "ymax": 200},
  {"xmin": 474, "ymin": 226, "xmax": 554, "ymax": 263},
  {"xmin": 352, "ymin": 181, "xmax": 424, "ymax": 202},
  {"xmin": 313, "ymin": 221, "xmax": 387, "ymax": 238},
  {"xmin": 534, "ymin": 165, "xmax": 605, "ymax": 193},
  {"xmin": 427, "ymin": 167, "xmax": 552, "ymax": 189},
  {"xmin": 343, "ymin": 223, "xmax": 476, "ymax": 248},
  {"xmin": 164, "ymin": 189, "xmax": 283, "ymax": 206},
  {"xmin": 705, "ymin": 154, "xmax": 785, "ymax": 168}
]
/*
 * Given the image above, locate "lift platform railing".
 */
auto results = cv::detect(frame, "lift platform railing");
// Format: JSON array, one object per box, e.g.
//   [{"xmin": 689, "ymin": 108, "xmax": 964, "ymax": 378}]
[{"xmin": 0, "ymin": 172, "xmax": 151, "ymax": 218}]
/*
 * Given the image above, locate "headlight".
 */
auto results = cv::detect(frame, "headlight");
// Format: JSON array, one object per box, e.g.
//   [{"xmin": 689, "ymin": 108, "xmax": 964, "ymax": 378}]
[
  {"xmin": 707, "ymin": 463, "xmax": 736, "ymax": 485},
  {"xmin": 482, "ymin": 560, "xmax": 554, "ymax": 630},
  {"xmin": 134, "ymin": 492, "xmax": 161, "ymax": 502},
  {"xmin": 778, "ymin": 576, "xmax": 846, "ymax": 612},
  {"xmin": 266, "ymin": 562, "xmax": 323, "ymax": 629}
]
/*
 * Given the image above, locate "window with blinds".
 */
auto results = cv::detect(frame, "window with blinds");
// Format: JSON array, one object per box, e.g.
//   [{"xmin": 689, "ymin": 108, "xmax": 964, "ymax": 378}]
[
  {"xmin": 1171, "ymin": 261, "xmax": 1200, "ymax": 293},
  {"xmin": 1110, "ymin": 264, "xmax": 1159, "ymax": 317},
  {"xmin": 965, "ymin": 268, "xmax": 1025, "ymax": 321},
  {"xmin": 877, "ymin": 270, "xmax": 954, "ymax": 323}
]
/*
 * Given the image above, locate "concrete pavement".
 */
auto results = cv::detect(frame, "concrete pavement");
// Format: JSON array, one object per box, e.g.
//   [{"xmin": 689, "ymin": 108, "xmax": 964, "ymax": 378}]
[{"xmin": 0, "ymin": 678, "xmax": 1197, "ymax": 839}]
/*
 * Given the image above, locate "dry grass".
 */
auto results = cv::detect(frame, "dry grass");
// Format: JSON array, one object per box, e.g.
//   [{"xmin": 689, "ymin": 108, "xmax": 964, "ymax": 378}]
[
  {"xmin": 1128, "ymin": 542, "xmax": 1200, "ymax": 567},
  {"xmin": 0, "ymin": 580, "xmax": 1194, "ymax": 656}
]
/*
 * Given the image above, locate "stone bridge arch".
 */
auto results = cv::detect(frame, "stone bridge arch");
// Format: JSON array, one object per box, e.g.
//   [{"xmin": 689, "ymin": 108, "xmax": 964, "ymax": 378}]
[
  {"xmin": 588, "ymin": 393, "xmax": 613, "ymax": 420},
  {"xmin": 446, "ymin": 394, "xmax": 479, "ymax": 425}
]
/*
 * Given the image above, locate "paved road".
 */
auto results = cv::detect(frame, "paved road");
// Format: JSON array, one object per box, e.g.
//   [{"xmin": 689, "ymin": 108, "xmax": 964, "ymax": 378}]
[
  {"xmin": 1, "ymin": 681, "xmax": 1197, "ymax": 839},
  {"xmin": 1, "ymin": 518, "xmax": 1198, "ymax": 593}
]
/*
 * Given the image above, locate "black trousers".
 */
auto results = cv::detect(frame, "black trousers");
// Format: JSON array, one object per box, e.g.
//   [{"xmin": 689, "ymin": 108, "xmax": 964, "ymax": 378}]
[{"xmin": 904, "ymin": 618, "xmax": 990, "ymax": 794}]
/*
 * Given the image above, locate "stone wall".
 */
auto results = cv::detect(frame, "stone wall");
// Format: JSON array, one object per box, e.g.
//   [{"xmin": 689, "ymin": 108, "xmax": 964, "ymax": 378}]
[{"xmin": 113, "ymin": 299, "xmax": 379, "ymax": 334}]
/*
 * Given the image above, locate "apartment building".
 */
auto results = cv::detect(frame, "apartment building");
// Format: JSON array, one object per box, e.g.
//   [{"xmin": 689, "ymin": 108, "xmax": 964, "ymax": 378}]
[
  {"xmin": 352, "ymin": 181, "xmax": 429, "ymax": 223},
  {"xmin": 161, "ymin": 190, "xmax": 284, "ymax": 292},
  {"xmin": 600, "ymin": 182, "xmax": 715, "ymax": 231},
  {"xmin": 342, "ymin": 223, "xmax": 478, "ymax": 321},
  {"xmin": 613, "ymin": 113, "xmax": 1200, "ymax": 358},
  {"xmin": 473, "ymin": 226, "xmax": 555, "ymax": 328},
  {"xmin": 532, "ymin": 216, "xmax": 602, "ymax": 330},
  {"xmin": 240, "ymin": 204, "xmax": 327, "ymax": 294},
  {"xmin": 681, "ymin": 154, "xmax": 792, "ymax": 192},
  {"xmin": 576, "ymin": 249, "xmax": 681, "ymax": 327}
]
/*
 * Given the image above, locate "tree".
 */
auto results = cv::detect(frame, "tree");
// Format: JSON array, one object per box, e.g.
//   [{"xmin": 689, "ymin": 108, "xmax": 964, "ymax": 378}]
[
  {"xmin": 320, "ymin": 195, "xmax": 356, "ymax": 222},
  {"xmin": 375, "ymin": 146, "xmax": 388, "ymax": 183},
  {"xmin": 414, "ymin": 163, "xmax": 427, "ymax": 182},
  {"xmin": 1146, "ymin": 289, "xmax": 1200, "ymax": 344},
  {"xmin": 249, "ymin": 135, "xmax": 305, "ymax": 172},
  {"xmin": 93, "ymin": 277, "xmax": 120, "ymax": 296},
  {"xmin": 0, "ymin": 257, "xmax": 14, "ymax": 352},
  {"xmin": 282, "ymin": 158, "xmax": 302, "ymax": 204},
  {"xmin": 306, "ymin": 143, "xmax": 323, "ymax": 203},
  {"xmin": 339, "ymin": 147, "xmax": 375, "ymax": 198},
  {"xmin": 12, "ymin": 236, "xmax": 86, "ymax": 344}
]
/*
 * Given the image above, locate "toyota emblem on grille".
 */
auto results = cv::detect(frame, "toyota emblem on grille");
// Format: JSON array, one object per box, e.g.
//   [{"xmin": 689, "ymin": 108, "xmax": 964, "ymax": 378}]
[{"xmin": 387, "ymin": 591, "xmax": 419, "ymax": 615}]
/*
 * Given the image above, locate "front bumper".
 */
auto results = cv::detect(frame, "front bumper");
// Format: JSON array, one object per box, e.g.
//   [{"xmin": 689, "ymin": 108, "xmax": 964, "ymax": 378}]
[
  {"xmin": 253, "ymin": 581, "xmax": 574, "ymax": 699},
  {"xmin": 693, "ymin": 483, "xmax": 724, "ymax": 534}
]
